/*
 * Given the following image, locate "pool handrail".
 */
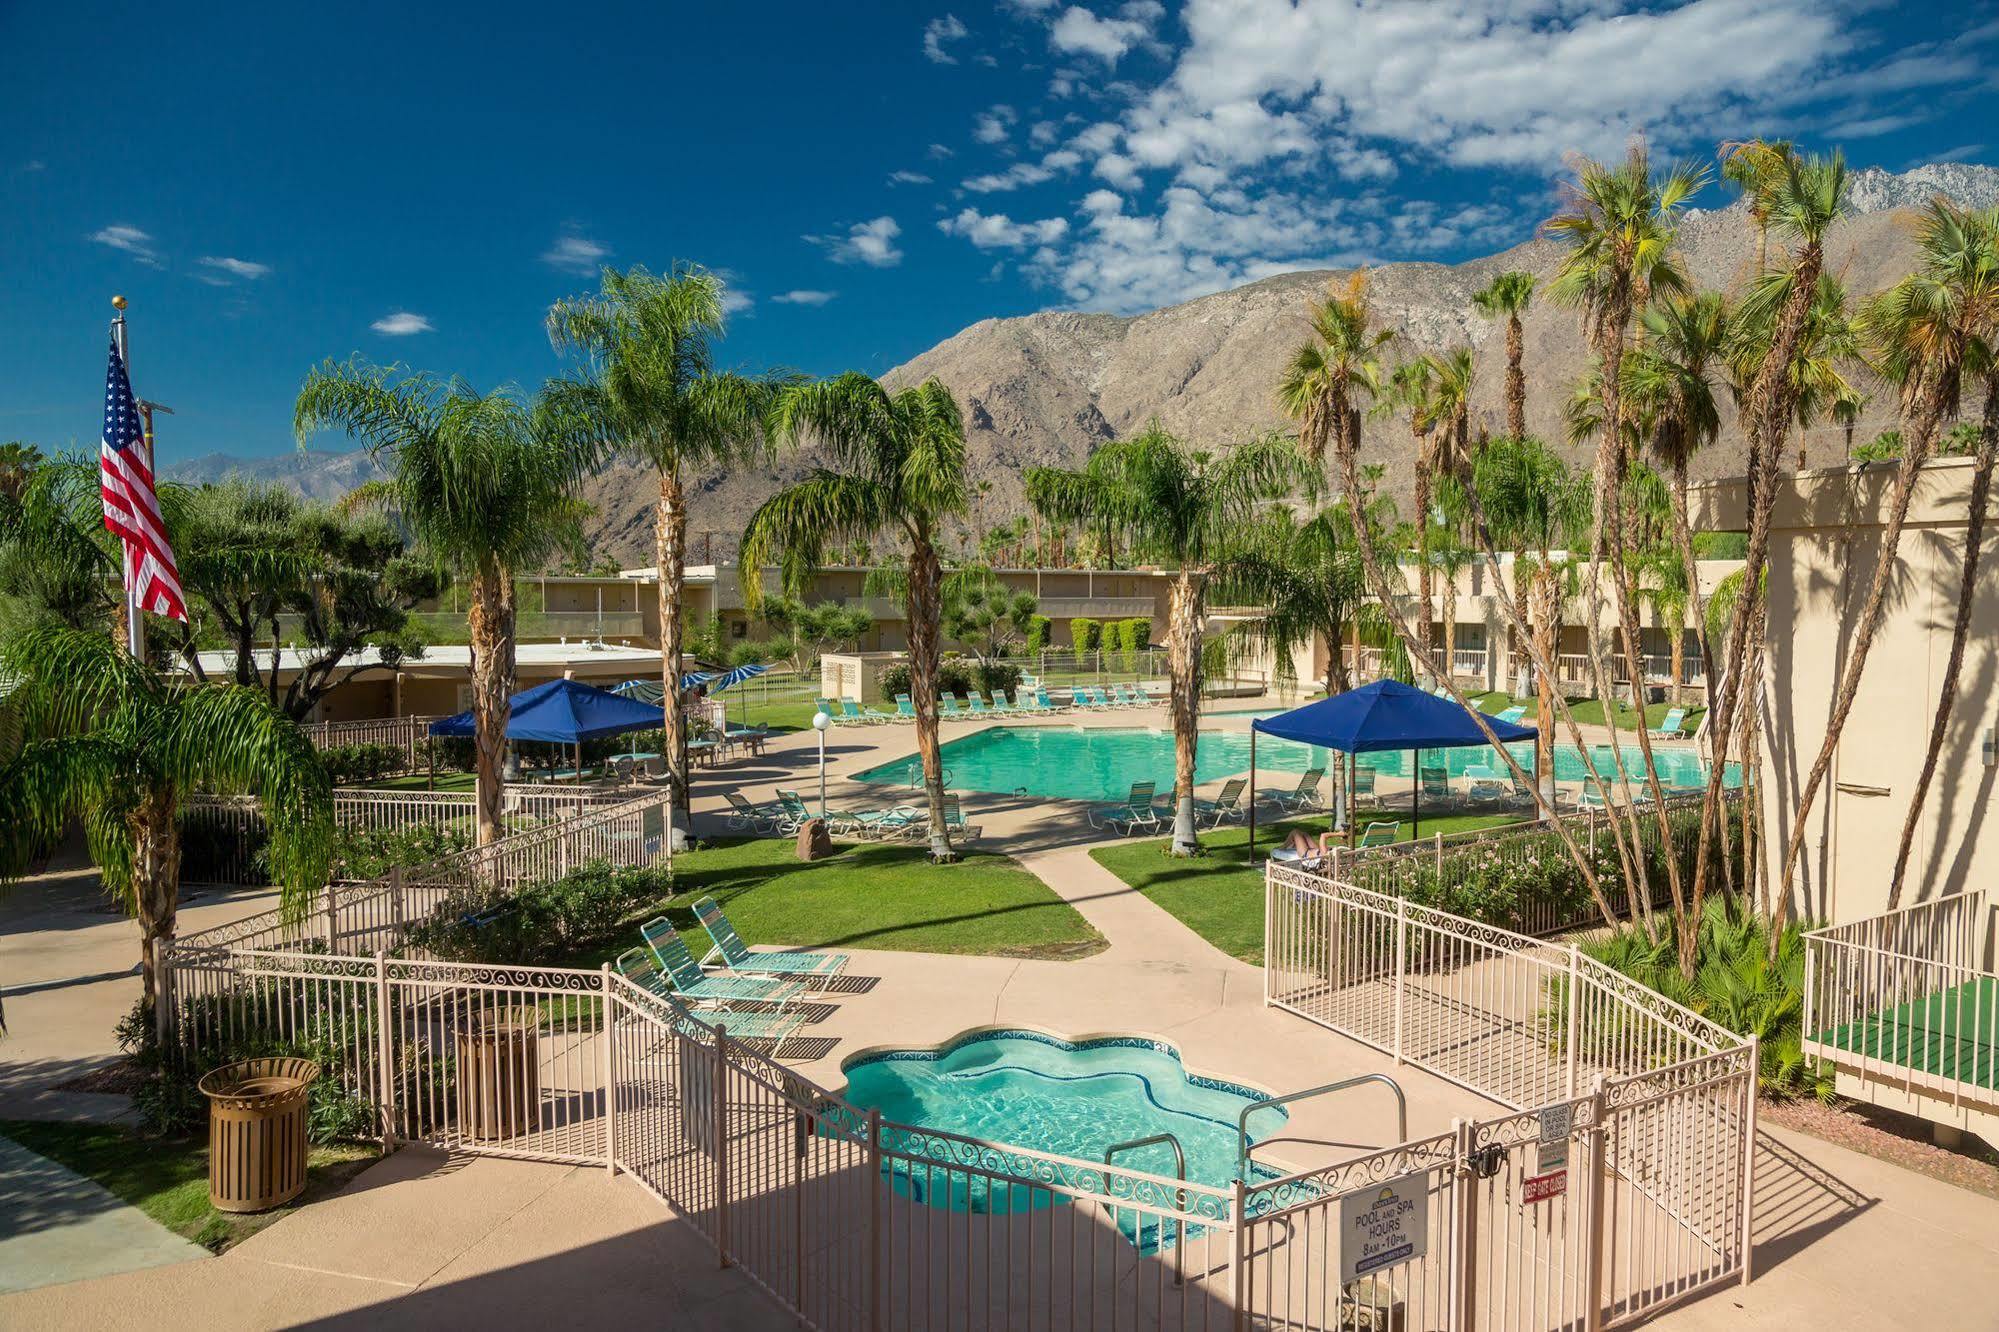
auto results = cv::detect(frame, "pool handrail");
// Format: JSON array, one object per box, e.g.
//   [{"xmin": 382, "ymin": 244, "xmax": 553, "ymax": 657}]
[
  {"xmin": 1235, "ymin": 1073, "xmax": 1407, "ymax": 1181},
  {"xmin": 1105, "ymin": 1131, "xmax": 1188, "ymax": 1285}
]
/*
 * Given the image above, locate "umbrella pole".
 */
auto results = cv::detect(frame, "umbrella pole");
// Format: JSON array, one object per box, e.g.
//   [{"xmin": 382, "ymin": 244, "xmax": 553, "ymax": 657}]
[
  {"xmin": 1248, "ymin": 729, "xmax": 1257, "ymax": 862},
  {"xmin": 1413, "ymin": 746, "xmax": 1421, "ymax": 841}
]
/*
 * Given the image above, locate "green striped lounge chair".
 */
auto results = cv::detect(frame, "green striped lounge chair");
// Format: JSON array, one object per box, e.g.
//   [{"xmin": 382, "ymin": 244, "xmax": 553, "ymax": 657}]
[
  {"xmin": 1274, "ymin": 767, "xmax": 1326, "ymax": 813},
  {"xmin": 938, "ymin": 693, "xmax": 964, "ymax": 719},
  {"xmin": 1356, "ymin": 820, "xmax": 1400, "ymax": 850},
  {"xmin": 989, "ymin": 692, "xmax": 1016, "ymax": 717},
  {"xmin": 1088, "ymin": 780, "xmax": 1161, "ymax": 834},
  {"xmin": 1195, "ymin": 777, "xmax": 1248, "ymax": 828},
  {"xmin": 774, "ymin": 790, "xmax": 814, "ymax": 832},
  {"xmin": 1029, "ymin": 688, "xmax": 1061, "ymax": 713},
  {"xmin": 966, "ymin": 693, "xmax": 990, "ymax": 717},
  {"xmin": 613, "ymin": 948, "xmax": 805, "ymax": 1045},
  {"xmin": 1494, "ymin": 705, "xmax": 1527, "ymax": 726},
  {"xmin": 722, "ymin": 789, "xmax": 783, "ymax": 832},
  {"xmin": 641, "ymin": 918, "xmax": 808, "ymax": 1008},
  {"xmin": 692, "ymin": 896, "xmax": 847, "ymax": 985},
  {"xmin": 894, "ymin": 693, "xmax": 918, "ymax": 720},
  {"xmin": 941, "ymin": 794, "xmax": 980, "ymax": 843},
  {"xmin": 1649, "ymin": 707, "xmax": 1688, "ymax": 739}
]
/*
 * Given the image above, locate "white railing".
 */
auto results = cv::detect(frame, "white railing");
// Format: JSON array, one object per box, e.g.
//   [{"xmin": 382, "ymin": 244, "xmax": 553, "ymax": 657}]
[
  {"xmin": 1556, "ymin": 653, "xmax": 1593, "ymax": 684},
  {"xmin": 302, "ymin": 715, "xmax": 441, "ymax": 766},
  {"xmin": 1802, "ymin": 890, "xmax": 1998, "ymax": 1107},
  {"xmin": 1449, "ymin": 647, "xmax": 1488, "ymax": 681},
  {"xmin": 1262, "ymin": 865, "xmax": 1757, "ymax": 1326}
]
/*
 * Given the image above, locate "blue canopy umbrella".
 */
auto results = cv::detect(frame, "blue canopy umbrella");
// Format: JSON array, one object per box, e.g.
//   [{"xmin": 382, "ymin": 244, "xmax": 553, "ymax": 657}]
[
  {"xmin": 704, "ymin": 662, "xmax": 769, "ymax": 693},
  {"xmin": 1246, "ymin": 679, "xmax": 1538, "ymax": 856},
  {"xmin": 429, "ymin": 678, "xmax": 665, "ymax": 781}
]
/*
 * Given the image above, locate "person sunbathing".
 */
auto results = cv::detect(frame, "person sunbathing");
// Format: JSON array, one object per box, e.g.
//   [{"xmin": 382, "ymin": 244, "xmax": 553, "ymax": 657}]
[{"xmin": 1269, "ymin": 828, "xmax": 1341, "ymax": 866}]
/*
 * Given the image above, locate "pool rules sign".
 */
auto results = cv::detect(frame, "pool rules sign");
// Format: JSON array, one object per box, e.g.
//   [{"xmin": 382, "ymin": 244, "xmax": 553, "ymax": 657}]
[{"xmin": 1339, "ymin": 1171, "xmax": 1429, "ymax": 1283}]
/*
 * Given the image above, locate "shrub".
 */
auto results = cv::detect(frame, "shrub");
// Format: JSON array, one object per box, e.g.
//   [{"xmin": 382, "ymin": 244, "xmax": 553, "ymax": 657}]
[
  {"xmin": 333, "ymin": 822, "xmax": 474, "ymax": 880},
  {"xmin": 319, "ymin": 742, "xmax": 407, "ymax": 785},
  {"xmin": 1124, "ymin": 617, "xmax": 1153, "ymax": 651},
  {"xmin": 1071, "ymin": 616, "xmax": 1101, "ymax": 652},
  {"xmin": 877, "ymin": 660, "xmax": 974, "ymax": 703},
  {"xmin": 971, "ymin": 659, "xmax": 1023, "ymax": 702},
  {"xmin": 401, "ymin": 860, "xmax": 675, "ymax": 965},
  {"xmin": 1026, "ymin": 615, "xmax": 1052, "ymax": 654},
  {"xmin": 177, "ymin": 807, "xmax": 271, "ymax": 883},
  {"xmin": 418, "ymin": 736, "xmax": 478, "ymax": 772}
]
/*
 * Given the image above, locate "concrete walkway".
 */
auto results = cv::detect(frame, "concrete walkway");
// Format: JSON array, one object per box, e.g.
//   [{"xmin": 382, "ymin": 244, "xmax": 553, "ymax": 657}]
[{"xmin": 0, "ymin": 1133, "xmax": 210, "ymax": 1296}]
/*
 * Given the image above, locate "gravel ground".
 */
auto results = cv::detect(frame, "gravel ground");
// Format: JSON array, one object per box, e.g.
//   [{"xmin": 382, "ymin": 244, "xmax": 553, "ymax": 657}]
[{"xmin": 1763, "ymin": 1096, "xmax": 1999, "ymax": 1200}]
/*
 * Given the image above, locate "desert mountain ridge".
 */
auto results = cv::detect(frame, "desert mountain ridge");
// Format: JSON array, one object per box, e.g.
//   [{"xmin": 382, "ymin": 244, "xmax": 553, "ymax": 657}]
[{"xmin": 165, "ymin": 161, "xmax": 1999, "ymax": 566}]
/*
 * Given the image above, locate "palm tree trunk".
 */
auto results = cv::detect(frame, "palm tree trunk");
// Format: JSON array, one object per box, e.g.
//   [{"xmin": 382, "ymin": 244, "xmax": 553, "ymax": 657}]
[
  {"xmin": 1775, "ymin": 381, "xmax": 1951, "ymax": 928},
  {"xmin": 1669, "ymin": 613, "xmax": 1685, "ymax": 708},
  {"xmin": 129, "ymin": 787, "xmax": 182, "ymax": 1009},
  {"xmin": 1886, "ymin": 379, "xmax": 1997, "ymax": 907},
  {"xmin": 1167, "ymin": 570, "xmax": 1203, "ymax": 855},
  {"xmin": 467, "ymin": 563, "xmax": 512, "ymax": 846},
  {"xmin": 1667, "ymin": 456, "xmax": 1711, "ymax": 717},
  {"xmin": 656, "ymin": 467, "xmax": 691, "ymax": 822},
  {"xmin": 1414, "ymin": 464, "xmax": 1433, "ymax": 663},
  {"xmin": 1505, "ymin": 315, "xmax": 1526, "ymax": 440},
  {"xmin": 906, "ymin": 529, "xmax": 954, "ymax": 862},
  {"xmin": 1532, "ymin": 566, "xmax": 1558, "ymax": 815}
]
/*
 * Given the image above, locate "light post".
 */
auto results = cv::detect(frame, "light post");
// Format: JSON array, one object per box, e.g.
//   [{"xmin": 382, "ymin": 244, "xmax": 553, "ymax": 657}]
[{"xmin": 811, "ymin": 709, "xmax": 832, "ymax": 818}]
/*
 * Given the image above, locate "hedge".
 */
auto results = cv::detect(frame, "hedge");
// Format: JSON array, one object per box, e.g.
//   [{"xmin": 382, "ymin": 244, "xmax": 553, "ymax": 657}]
[{"xmin": 1071, "ymin": 617, "xmax": 1102, "ymax": 651}]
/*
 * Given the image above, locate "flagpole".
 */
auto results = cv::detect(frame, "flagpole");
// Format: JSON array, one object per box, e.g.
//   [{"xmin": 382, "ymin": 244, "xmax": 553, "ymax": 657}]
[{"xmin": 111, "ymin": 295, "xmax": 144, "ymax": 661}]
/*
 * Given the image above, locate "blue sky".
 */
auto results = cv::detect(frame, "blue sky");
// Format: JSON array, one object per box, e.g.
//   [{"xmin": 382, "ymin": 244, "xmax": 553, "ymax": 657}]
[{"xmin": 4, "ymin": 0, "xmax": 1995, "ymax": 465}]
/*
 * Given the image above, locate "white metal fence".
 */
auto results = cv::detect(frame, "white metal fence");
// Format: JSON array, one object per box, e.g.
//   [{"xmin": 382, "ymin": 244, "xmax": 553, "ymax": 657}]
[
  {"xmin": 1261, "ymin": 864, "xmax": 1757, "ymax": 1329},
  {"xmin": 1801, "ymin": 889, "xmax": 1997, "ymax": 1108}
]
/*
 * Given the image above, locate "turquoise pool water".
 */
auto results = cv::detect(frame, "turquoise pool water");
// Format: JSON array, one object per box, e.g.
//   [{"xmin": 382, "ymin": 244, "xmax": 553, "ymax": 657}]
[
  {"xmin": 841, "ymin": 1031, "xmax": 1282, "ymax": 1227},
  {"xmin": 852, "ymin": 724, "xmax": 1737, "ymax": 803}
]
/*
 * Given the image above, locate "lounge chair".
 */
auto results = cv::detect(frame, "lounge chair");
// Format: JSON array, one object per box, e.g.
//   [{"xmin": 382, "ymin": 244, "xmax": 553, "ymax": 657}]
[
  {"xmin": 938, "ymin": 693, "xmax": 964, "ymax": 719},
  {"xmin": 1195, "ymin": 777, "xmax": 1248, "ymax": 828},
  {"xmin": 1419, "ymin": 766, "xmax": 1453, "ymax": 804},
  {"xmin": 774, "ymin": 790, "xmax": 814, "ymax": 832},
  {"xmin": 638, "ymin": 920, "xmax": 808, "ymax": 1008},
  {"xmin": 1574, "ymin": 783, "xmax": 1609, "ymax": 811},
  {"xmin": 838, "ymin": 804, "xmax": 923, "ymax": 838},
  {"xmin": 722, "ymin": 789, "xmax": 784, "ymax": 832},
  {"xmin": 940, "ymin": 794, "xmax": 981, "ymax": 843},
  {"xmin": 1271, "ymin": 767, "xmax": 1327, "ymax": 813},
  {"xmin": 613, "ymin": 949, "xmax": 805, "ymax": 1045},
  {"xmin": 894, "ymin": 693, "xmax": 918, "ymax": 720},
  {"xmin": 966, "ymin": 693, "xmax": 991, "ymax": 717},
  {"xmin": 1089, "ymin": 780, "xmax": 1162, "ymax": 834},
  {"xmin": 1031, "ymin": 688, "xmax": 1065, "ymax": 714},
  {"xmin": 1075, "ymin": 686, "xmax": 1109, "ymax": 709},
  {"xmin": 1649, "ymin": 707, "xmax": 1688, "ymax": 739},
  {"xmin": 691, "ymin": 896, "xmax": 847, "ymax": 984},
  {"xmin": 1493, "ymin": 705, "xmax": 1527, "ymax": 726},
  {"xmin": 1351, "ymin": 766, "xmax": 1379, "ymax": 809},
  {"xmin": 1462, "ymin": 764, "xmax": 1507, "ymax": 803},
  {"xmin": 816, "ymin": 697, "xmax": 848, "ymax": 725},
  {"xmin": 989, "ymin": 693, "xmax": 1016, "ymax": 717},
  {"xmin": 836, "ymin": 699, "xmax": 870, "ymax": 726},
  {"xmin": 1355, "ymin": 820, "xmax": 1400, "ymax": 850}
]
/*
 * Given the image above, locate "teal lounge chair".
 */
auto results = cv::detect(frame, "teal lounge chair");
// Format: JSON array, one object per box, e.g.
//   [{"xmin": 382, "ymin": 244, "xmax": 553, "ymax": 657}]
[
  {"xmin": 966, "ymin": 694, "xmax": 990, "ymax": 717},
  {"xmin": 1493, "ymin": 705, "xmax": 1527, "ymax": 726},
  {"xmin": 1031, "ymin": 688, "xmax": 1064, "ymax": 713},
  {"xmin": 692, "ymin": 896, "xmax": 847, "ymax": 983},
  {"xmin": 1462, "ymin": 764, "xmax": 1506, "ymax": 803},
  {"xmin": 1356, "ymin": 820, "xmax": 1400, "ymax": 850},
  {"xmin": 722, "ymin": 789, "xmax": 784, "ymax": 832},
  {"xmin": 637, "ymin": 921, "xmax": 808, "ymax": 1008},
  {"xmin": 1352, "ymin": 765, "xmax": 1380, "ymax": 808},
  {"xmin": 774, "ymin": 790, "xmax": 814, "ymax": 832},
  {"xmin": 838, "ymin": 699, "xmax": 874, "ymax": 726},
  {"xmin": 1195, "ymin": 777, "xmax": 1248, "ymax": 828},
  {"xmin": 613, "ymin": 949, "xmax": 806, "ymax": 1045},
  {"xmin": 1649, "ymin": 707, "xmax": 1688, "ymax": 739},
  {"xmin": 1273, "ymin": 766, "xmax": 1326, "ymax": 813},
  {"xmin": 894, "ymin": 693, "xmax": 918, "ymax": 720},
  {"xmin": 940, "ymin": 794, "xmax": 981, "ymax": 842},
  {"xmin": 1089, "ymin": 780, "xmax": 1161, "ymax": 834},
  {"xmin": 989, "ymin": 693, "xmax": 1016, "ymax": 717},
  {"xmin": 939, "ymin": 693, "xmax": 964, "ymax": 719}
]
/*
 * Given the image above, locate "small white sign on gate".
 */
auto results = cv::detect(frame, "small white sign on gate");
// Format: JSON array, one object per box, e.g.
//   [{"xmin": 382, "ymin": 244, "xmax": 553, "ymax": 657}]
[
  {"xmin": 1339, "ymin": 1170, "xmax": 1429, "ymax": 1283},
  {"xmin": 1537, "ymin": 1101, "xmax": 1574, "ymax": 1174}
]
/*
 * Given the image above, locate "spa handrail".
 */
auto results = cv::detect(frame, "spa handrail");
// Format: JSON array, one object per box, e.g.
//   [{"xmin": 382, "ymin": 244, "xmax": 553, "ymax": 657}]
[{"xmin": 1236, "ymin": 1073, "xmax": 1407, "ymax": 1180}]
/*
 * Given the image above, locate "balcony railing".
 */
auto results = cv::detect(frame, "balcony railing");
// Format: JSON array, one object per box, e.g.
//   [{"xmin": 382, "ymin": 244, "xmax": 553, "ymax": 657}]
[{"xmin": 1803, "ymin": 890, "xmax": 1998, "ymax": 1108}]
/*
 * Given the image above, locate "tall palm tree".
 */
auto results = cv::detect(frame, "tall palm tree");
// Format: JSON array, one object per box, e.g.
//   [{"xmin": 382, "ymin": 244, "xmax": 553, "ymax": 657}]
[
  {"xmin": 1280, "ymin": 272, "xmax": 1396, "ymax": 470},
  {"xmin": 1693, "ymin": 149, "xmax": 1846, "ymax": 935},
  {"xmin": 1417, "ymin": 349, "xmax": 1476, "ymax": 663},
  {"xmin": 742, "ymin": 374, "xmax": 967, "ymax": 860},
  {"xmin": 1, "ymin": 625, "xmax": 334, "ymax": 1006},
  {"xmin": 0, "ymin": 455, "xmax": 126, "ymax": 635},
  {"xmin": 1472, "ymin": 271, "xmax": 1537, "ymax": 439},
  {"xmin": 544, "ymin": 265, "xmax": 781, "ymax": 821},
  {"xmin": 1372, "ymin": 358, "xmax": 1436, "ymax": 643},
  {"xmin": 296, "ymin": 362, "xmax": 590, "ymax": 845},
  {"xmin": 1029, "ymin": 426, "xmax": 1312, "ymax": 854},
  {"xmin": 1721, "ymin": 139, "xmax": 1794, "ymax": 276},
  {"xmin": 1782, "ymin": 199, "xmax": 1997, "ymax": 913}
]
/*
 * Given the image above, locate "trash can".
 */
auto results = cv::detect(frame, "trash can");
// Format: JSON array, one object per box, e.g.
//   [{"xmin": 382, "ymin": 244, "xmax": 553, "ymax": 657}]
[
  {"xmin": 455, "ymin": 1003, "xmax": 542, "ymax": 1141},
  {"xmin": 199, "ymin": 1057, "xmax": 321, "ymax": 1213}
]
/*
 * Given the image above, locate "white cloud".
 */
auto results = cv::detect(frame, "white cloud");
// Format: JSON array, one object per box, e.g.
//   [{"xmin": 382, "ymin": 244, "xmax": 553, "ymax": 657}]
[
  {"xmin": 92, "ymin": 224, "xmax": 159, "ymax": 265},
  {"xmin": 888, "ymin": 169, "xmax": 933, "ymax": 185},
  {"xmin": 542, "ymin": 231, "xmax": 610, "ymax": 275},
  {"xmin": 805, "ymin": 216, "xmax": 905, "ymax": 267},
  {"xmin": 371, "ymin": 311, "xmax": 434, "ymax": 336},
  {"xmin": 923, "ymin": 14, "xmax": 969, "ymax": 64},
  {"xmin": 963, "ymin": 147, "xmax": 1087, "ymax": 194},
  {"xmin": 1827, "ymin": 111, "xmax": 1932, "ymax": 140},
  {"xmin": 937, "ymin": 208, "xmax": 1070, "ymax": 249},
  {"xmin": 928, "ymin": 143, "xmax": 956, "ymax": 159},
  {"xmin": 1049, "ymin": 2, "xmax": 1158, "ymax": 64},
  {"xmin": 972, "ymin": 104, "xmax": 1018, "ymax": 145},
  {"xmin": 198, "ymin": 256, "xmax": 271, "ymax": 282},
  {"xmin": 772, "ymin": 289, "xmax": 838, "ymax": 306},
  {"xmin": 21, "ymin": 159, "xmax": 46, "ymax": 172}
]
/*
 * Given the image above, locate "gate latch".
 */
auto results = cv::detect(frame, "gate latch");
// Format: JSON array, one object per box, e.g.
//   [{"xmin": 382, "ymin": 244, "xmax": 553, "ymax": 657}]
[{"xmin": 1465, "ymin": 1144, "xmax": 1506, "ymax": 1180}]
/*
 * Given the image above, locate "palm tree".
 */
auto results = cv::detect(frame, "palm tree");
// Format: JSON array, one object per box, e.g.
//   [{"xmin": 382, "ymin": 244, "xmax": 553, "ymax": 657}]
[
  {"xmin": 1416, "ymin": 349, "xmax": 1477, "ymax": 664},
  {"xmin": 1693, "ymin": 150, "xmax": 1846, "ymax": 935},
  {"xmin": 0, "ymin": 455, "xmax": 125, "ymax": 635},
  {"xmin": 544, "ymin": 266, "xmax": 780, "ymax": 821},
  {"xmin": 1, "ymin": 625, "xmax": 334, "ymax": 1006},
  {"xmin": 742, "ymin": 374, "xmax": 967, "ymax": 860},
  {"xmin": 1373, "ymin": 358, "xmax": 1437, "ymax": 643},
  {"xmin": 1029, "ymin": 426, "xmax": 1312, "ymax": 854},
  {"xmin": 1782, "ymin": 199, "xmax": 1997, "ymax": 913},
  {"xmin": 1210, "ymin": 503, "xmax": 1375, "ymax": 697},
  {"xmin": 296, "ymin": 362, "xmax": 590, "ymax": 845},
  {"xmin": 1721, "ymin": 139, "xmax": 1794, "ymax": 276},
  {"xmin": 1472, "ymin": 271, "xmax": 1537, "ymax": 439},
  {"xmin": 1280, "ymin": 272, "xmax": 1395, "ymax": 470}
]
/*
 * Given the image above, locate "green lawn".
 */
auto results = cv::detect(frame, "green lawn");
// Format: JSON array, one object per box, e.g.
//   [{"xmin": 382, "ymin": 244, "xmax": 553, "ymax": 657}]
[
  {"xmin": 0, "ymin": 1119, "xmax": 376, "ymax": 1253},
  {"xmin": 1090, "ymin": 812, "xmax": 1521, "ymax": 963},
  {"xmin": 568, "ymin": 836, "xmax": 1107, "ymax": 965},
  {"xmin": 1469, "ymin": 691, "xmax": 1703, "ymax": 733}
]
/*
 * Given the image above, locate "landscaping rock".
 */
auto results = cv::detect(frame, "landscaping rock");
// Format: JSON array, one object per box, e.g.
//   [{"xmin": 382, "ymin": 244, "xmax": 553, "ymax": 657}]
[{"xmin": 796, "ymin": 818, "xmax": 835, "ymax": 861}]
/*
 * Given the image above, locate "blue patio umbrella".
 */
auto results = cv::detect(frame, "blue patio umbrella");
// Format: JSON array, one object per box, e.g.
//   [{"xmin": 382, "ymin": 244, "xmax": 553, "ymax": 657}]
[
  {"xmin": 429, "ymin": 678, "xmax": 665, "ymax": 781},
  {"xmin": 1246, "ymin": 679, "xmax": 1537, "ymax": 856},
  {"xmin": 704, "ymin": 662, "xmax": 769, "ymax": 693}
]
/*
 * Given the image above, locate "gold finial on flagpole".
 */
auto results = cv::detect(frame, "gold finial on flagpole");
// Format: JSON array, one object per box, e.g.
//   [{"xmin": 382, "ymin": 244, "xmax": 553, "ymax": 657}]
[{"xmin": 112, "ymin": 294, "xmax": 127, "ymax": 310}]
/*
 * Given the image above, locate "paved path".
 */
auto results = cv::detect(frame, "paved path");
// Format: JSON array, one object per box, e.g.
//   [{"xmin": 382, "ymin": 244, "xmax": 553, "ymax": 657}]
[{"xmin": 0, "ymin": 1133, "xmax": 210, "ymax": 1296}]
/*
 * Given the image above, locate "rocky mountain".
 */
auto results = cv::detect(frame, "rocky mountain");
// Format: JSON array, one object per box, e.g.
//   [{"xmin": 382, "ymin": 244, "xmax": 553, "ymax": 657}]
[
  {"xmin": 172, "ymin": 161, "xmax": 1999, "ymax": 565},
  {"xmin": 162, "ymin": 448, "xmax": 387, "ymax": 504}
]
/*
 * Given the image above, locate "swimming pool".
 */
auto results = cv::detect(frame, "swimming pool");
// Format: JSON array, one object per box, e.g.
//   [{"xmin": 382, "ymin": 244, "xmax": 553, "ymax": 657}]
[
  {"xmin": 841, "ymin": 1030, "xmax": 1282, "ymax": 1228},
  {"xmin": 851, "ymin": 724, "xmax": 1735, "ymax": 803}
]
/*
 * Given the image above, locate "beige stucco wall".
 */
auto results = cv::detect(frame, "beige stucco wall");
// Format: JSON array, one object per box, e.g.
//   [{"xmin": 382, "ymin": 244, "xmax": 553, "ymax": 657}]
[{"xmin": 1692, "ymin": 458, "xmax": 1999, "ymax": 926}]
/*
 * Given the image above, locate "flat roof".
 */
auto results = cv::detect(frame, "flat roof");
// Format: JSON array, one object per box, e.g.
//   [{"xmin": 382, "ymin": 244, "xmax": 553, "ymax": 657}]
[{"xmin": 180, "ymin": 642, "xmax": 662, "ymax": 681}]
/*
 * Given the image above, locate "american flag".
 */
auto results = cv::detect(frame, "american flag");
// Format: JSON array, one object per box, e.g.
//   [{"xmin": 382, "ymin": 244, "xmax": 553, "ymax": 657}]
[{"xmin": 100, "ymin": 337, "xmax": 186, "ymax": 622}]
